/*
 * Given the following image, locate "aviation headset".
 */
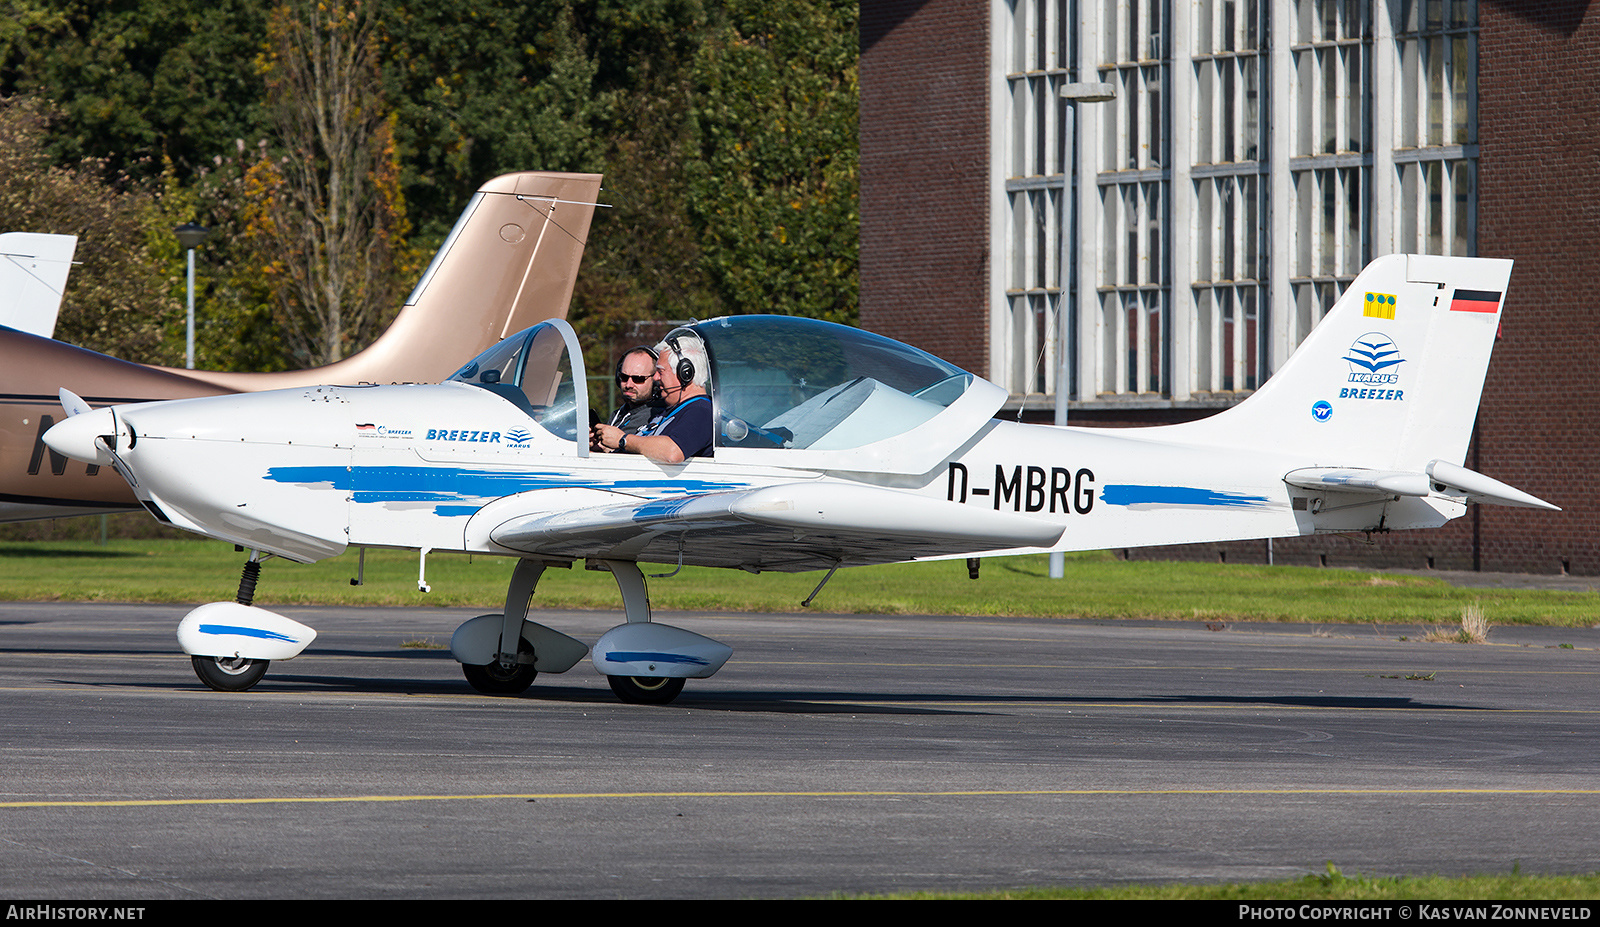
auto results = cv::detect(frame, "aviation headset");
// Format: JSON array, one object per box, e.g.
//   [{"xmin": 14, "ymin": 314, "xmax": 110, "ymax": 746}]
[{"xmin": 661, "ymin": 332, "xmax": 707, "ymax": 388}]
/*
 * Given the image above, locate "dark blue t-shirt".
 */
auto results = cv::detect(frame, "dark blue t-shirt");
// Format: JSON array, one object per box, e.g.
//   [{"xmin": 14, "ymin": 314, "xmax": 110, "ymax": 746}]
[{"xmin": 640, "ymin": 394, "xmax": 713, "ymax": 459}]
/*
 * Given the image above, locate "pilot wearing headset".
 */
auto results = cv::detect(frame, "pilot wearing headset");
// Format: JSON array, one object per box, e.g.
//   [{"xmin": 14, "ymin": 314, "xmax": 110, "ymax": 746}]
[
  {"xmin": 591, "ymin": 333, "xmax": 713, "ymax": 463},
  {"xmin": 603, "ymin": 345, "xmax": 665, "ymax": 437}
]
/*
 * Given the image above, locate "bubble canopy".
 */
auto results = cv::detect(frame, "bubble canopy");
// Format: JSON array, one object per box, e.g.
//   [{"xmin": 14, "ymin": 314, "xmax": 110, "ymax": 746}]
[
  {"xmin": 679, "ymin": 315, "xmax": 974, "ymax": 452},
  {"xmin": 448, "ymin": 315, "xmax": 1001, "ymax": 469},
  {"xmin": 447, "ymin": 319, "xmax": 590, "ymax": 451}
]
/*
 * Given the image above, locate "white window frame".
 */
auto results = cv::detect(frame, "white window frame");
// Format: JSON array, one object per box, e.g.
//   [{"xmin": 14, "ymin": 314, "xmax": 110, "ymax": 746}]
[{"xmin": 992, "ymin": 0, "xmax": 1479, "ymax": 409}]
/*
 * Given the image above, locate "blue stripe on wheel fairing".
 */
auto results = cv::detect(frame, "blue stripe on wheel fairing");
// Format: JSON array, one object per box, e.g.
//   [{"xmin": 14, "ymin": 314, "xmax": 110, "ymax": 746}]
[
  {"xmin": 604, "ymin": 651, "xmax": 710, "ymax": 666},
  {"xmin": 198, "ymin": 624, "xmax": 300, "ymax": 643}
]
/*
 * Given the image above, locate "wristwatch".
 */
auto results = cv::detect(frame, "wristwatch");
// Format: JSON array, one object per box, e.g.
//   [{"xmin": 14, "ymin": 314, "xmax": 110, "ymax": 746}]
[{"xmin": 618, "ymin": 434, "xmax": 628, "ymax": 452}]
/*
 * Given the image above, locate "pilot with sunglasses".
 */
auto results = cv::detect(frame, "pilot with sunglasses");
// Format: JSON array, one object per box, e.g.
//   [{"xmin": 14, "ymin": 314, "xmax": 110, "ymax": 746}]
[
  {"xmin": 598, "ymin": 346, "xmax": 666, "ymax": 445},
  {"xmin": 592, "ymin": 335, "xmax": 713, "ymax": 462}
]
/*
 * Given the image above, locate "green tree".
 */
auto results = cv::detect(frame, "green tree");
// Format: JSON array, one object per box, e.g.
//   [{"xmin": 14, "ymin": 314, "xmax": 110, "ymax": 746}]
[
  {"xmin": 150, "ymin": 149, "xmax": 290, "ymax": 373},
  {"xmin": 563, "ymin": 0, "xmax": 719, "ymax": 371},
  {"xmin": 247, "ymin": 0, "xmax": 413, "ymax": 367},
  {"xmin": 0, "ymin": 0, "xmax": 269, "ymax": 185},
  {"xmin": 685, "ymin": 0, "xmax": 858, "ymax": 324},
  {"xmin": 380, "ymin": 0, "xmax": 606, "ymax": 242},
  {"xmin": 0, "ymin": 96, "xmax": 174, "ymax": 362},
  {"xmin": 1, "ymin": 0, "xmax": 863, "ymax": 375},
  {"xmin": 378, "ymin": 1, "xmax": 727, "ymax": 372}
]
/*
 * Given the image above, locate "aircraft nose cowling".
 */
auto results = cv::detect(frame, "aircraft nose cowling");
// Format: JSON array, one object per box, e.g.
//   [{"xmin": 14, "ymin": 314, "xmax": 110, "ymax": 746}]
[
  {"xmin": 96, "ymin": 389, "xmax": 355, "ymax": 564},
  {"xmin": 43, "ymin": 407, "xmax": 119, "ymax": 466}
]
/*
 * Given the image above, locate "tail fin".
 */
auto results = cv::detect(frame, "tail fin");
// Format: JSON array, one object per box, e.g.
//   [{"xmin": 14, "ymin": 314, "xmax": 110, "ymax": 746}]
[
  {"xmin": 0, "ymin": 232, "xmax": 77, "ymax": 338},
  {"xmin": 1165, "ymin": 254, "xmax": 1513, "ymax": 472},
  {"xmin": 173, "ymin": 171, "xmax": 603, "ymax": 389}
]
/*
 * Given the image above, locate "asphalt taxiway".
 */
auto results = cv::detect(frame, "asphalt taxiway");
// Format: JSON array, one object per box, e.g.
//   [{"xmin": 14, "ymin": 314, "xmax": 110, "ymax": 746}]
[{"xmin": 1, "ymin": 601, "xmax": 1598, "ymax": 899}]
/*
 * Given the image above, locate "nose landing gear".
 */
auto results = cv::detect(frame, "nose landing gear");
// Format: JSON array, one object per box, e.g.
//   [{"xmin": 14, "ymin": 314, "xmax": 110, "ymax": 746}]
[{"xmin": 176, "ymin": 551, "xmax": 316, "ymax": 692}]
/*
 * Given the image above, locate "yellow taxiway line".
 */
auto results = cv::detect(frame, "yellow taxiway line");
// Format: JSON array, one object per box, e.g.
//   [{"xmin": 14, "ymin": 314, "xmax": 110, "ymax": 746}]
[{"xmin": 6, "ymin": 788, "xmax": 1600, "ymax": 810}]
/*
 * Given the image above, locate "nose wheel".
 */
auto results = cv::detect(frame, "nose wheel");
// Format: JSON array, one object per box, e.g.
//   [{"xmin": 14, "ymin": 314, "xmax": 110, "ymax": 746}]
[
  {"xmin": 191, "ymin": 654, "xmax": 270, "ymax": 692},
  {"xmin": 179, "ymin": 552, "xmax": 313, "ymax": 693},
  {"xmin": 607, "ymin": 675, "xmax": 685, "ymax": 705}
]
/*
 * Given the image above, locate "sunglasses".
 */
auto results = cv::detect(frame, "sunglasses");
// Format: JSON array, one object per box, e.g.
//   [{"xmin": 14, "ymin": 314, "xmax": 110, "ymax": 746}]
[{"xmin": 618, "ymin": 374, "xmax": 652, "ymax": 385}]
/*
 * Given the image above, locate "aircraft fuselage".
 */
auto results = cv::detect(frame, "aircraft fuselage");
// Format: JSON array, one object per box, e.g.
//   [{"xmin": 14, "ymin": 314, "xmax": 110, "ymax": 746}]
[
  {"xmin": 42, "ymin": 377, "xmax": 1462, "ymax": 571},
  {"xmin": 34, "ymin": 262, "xmax": 1554, "ymax": 702}
]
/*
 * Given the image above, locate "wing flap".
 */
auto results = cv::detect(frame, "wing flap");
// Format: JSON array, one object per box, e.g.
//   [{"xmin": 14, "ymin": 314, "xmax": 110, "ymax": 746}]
[{"xmin": 487, "ymin": 482, "xmax": 1065, "ymax": 571}]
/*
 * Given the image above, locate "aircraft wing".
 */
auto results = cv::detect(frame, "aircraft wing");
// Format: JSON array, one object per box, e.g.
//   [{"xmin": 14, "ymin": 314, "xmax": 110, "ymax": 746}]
[{"xmin": 484, "ymin": 482, "xmax": 1066, "ymax": 572}]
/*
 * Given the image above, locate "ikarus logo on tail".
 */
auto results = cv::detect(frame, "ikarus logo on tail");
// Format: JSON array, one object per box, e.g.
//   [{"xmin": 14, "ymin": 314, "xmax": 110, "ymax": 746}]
[{"xmin": 1340, "ymin": 333, "xmax": 1406, "ymax": 402}]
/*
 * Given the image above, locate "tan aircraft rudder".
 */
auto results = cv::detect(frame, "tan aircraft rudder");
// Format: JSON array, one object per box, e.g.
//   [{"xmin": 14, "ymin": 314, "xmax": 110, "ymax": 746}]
[{"xmin": 171, "ymin": 170, "xmax": 604, "ymax": 390}]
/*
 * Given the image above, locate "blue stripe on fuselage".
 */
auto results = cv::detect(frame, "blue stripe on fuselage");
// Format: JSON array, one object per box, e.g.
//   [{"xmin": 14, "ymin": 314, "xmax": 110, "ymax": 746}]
[
  {"xmin": 603, "ymin": 651, "xmax": 710, "ymax": 666},
  {"xmin": 262, "ymin": 465, "xmax": 750, "ymax": 515},
  {"xmin": 1100, "ymin": 484, "xmax": 1270, "ymax": 508}
]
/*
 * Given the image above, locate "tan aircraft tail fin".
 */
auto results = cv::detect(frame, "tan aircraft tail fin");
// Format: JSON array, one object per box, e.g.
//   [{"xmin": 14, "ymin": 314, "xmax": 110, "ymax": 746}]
[{"xmin": 174, "ymin": 171, "xmax": 603, "ymax": 390}]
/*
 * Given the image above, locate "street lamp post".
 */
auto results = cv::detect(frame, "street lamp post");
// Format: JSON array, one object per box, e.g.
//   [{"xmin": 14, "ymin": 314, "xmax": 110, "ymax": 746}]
[
  {"xmin": 174, "ymin": 222, "xmax": 210, "ymax": 370},
  {"xmin": 1051, "ymin": 82, "xmax": 1117, "ymax": 579}
]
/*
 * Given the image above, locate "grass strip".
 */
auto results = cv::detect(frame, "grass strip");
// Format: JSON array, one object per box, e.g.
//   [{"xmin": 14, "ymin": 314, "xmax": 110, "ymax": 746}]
[{"xmin": 3, "ymin": 540, "xmax": 1597, "ymax": 626}]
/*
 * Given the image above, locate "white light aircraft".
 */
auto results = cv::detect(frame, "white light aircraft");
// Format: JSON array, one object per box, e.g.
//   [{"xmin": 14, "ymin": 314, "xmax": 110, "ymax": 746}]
[{"xmin": 44, "ymin": 254, "xmax": 1556, "ymax": 703}]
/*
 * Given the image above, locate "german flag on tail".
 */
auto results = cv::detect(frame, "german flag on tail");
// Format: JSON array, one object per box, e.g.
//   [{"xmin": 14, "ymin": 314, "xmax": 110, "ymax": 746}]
[{"xmin": 1450, "ymin": 289, "xmax": 1501, "ymax": 313}]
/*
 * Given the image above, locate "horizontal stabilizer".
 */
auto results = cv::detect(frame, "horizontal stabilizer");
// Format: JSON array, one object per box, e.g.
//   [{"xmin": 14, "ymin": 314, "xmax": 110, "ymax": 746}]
[
  {"xmin": 1426, "ymin": 460, "xmax": 1559, "ymax": 511},
  {"xmin": 1285, "ymin": 461, "xmax": 1558, "ymax": 511}
]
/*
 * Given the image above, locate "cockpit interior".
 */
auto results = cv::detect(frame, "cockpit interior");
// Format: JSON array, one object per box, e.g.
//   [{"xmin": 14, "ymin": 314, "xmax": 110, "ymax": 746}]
[{"xmin": 449, "ymin": 315, "xmax": 978, "ymax": 455}]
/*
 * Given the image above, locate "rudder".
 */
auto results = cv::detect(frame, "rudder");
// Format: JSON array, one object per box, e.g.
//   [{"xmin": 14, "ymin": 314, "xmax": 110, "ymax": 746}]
[
  {"xmin": 1162, "ymin": 254, "xmax": 1512, "ymax": 472},
  {"xmin": 167, "ymin": 171, "xmax": 604, "ymax": 390}
]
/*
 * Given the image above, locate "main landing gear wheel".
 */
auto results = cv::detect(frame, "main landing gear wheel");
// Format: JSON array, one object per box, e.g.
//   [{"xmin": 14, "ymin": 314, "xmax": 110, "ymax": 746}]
[
  {"xmin": 462, "ymin": 657, "xmax": 538, "ymax": 695},
  {"xmin": 608, "ymin": 675, "xmax": 686, "ymax": 705},
  {"xmin": 191, "ymin": 655, "xmax": 269, "ymax": 692}
]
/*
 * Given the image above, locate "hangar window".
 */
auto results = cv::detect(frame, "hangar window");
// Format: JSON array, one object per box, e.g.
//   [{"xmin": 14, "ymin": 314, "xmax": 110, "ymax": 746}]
[{"xmin": 995, "ymin": 0, "xmax": 1478, "ymax": 410}]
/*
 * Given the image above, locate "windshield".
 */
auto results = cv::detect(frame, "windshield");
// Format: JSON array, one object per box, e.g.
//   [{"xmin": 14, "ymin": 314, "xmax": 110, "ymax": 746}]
[
  {"xmin": 447, "ymin": 321, "xmax": 588, "ymax": 444},
  {"xmin": 687, "ymin": 315, "xmax": 974, "ymax": 451}
]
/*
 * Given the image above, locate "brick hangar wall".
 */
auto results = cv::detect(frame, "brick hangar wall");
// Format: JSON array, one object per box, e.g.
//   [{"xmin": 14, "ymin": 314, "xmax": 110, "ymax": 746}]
[
  {"xmin": 858, "ymin": 1, "xmax": 1597, "ymax": 575},
  {"xmin": 1129, "ymin": 0, "xmax": 1600, "ymax": 575},
  {"xmin": 859, "ymin": 0, "xmax": 992, "ymax": 376},
  {"xmin": 1470, "ymin": 0, "xmax": 1600, "ymax": 573}
]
